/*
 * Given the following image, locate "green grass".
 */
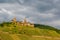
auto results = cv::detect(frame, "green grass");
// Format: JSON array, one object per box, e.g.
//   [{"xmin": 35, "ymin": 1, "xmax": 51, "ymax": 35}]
[
  {"xmin": 17, "ymin": 34, "xmax": 60, "ymax": 40},
  {"xmin": 0, "ymin": 31, "xmax": 13, "ymax": 40},
  {"xmin": 0, "ymin": 22, "xmax": 60, "ymax": 40}
]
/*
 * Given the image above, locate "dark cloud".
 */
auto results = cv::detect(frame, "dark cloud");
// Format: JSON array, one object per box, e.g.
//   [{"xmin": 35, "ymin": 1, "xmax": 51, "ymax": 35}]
[
  {"xmin": 37, "ymin": 4, "xmax": 54, "ymax": 12},
  {"xmin": 0, "ymin": 0, "xmax": 60, "ymax": 28},
  {"xmin": 0, "ymin": 0, "xmax": 16, "ymax": 3}
]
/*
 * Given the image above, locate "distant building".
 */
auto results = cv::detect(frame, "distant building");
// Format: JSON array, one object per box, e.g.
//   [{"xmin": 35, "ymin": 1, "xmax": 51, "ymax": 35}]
[{"xmin": 11, "ymin": 17, "xmax": 34, "ymax": 27}]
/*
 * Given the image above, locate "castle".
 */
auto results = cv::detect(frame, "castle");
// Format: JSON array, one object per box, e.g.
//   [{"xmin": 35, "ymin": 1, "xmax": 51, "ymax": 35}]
[{"xmin": 11, "ymin": 17, "xmax": 34, "ymax": 27}]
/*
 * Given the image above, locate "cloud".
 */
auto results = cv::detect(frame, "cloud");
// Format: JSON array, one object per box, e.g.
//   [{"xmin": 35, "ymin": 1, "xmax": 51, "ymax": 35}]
[
  {"xmin": 0, "ymin": 0, "xmax": 16, "ymax": 3},
  {"xmin": 49, "ymin": 20, "xmax": 60, "ymax": 26},
  {"xmin": 39, "ymin": 13, "xmax": 56, "ymax": 18},
  {"xmin": 1, "ymin": 8, "xmax": 13, "ymax": 15},
  {"xmin": 46, "ymin": 20, "xmax": 60, "ymax": 28},
  {"xmin": 18, "ymin": 0, "xmax": 24, "ymax": 4},
  {"xmin": 0, "ymin": 0, "xmax": 60, "ymax": 28}
]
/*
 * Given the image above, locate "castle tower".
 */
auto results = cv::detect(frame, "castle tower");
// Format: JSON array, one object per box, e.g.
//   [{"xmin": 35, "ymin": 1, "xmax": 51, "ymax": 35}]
[
  {"xmin": 12, "ymin": 17, "xmax": 17, "ymax": 25},
  {"xmin": 12, "ymin": 17, "xmax": 16, "ymax": 22},
  {"xmin": 23, "ymin": 17, "xmax": 27, "ymax": 26},
  {"xmin": 24, "ymin": 17, "xmax": 27, "ymax": 23}
]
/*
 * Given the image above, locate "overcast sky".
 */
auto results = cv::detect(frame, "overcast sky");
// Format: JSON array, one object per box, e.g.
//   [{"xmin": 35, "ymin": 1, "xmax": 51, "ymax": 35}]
[{"xmin": 0, "ymin": 0, "xmax": 60, "ymax": 29}]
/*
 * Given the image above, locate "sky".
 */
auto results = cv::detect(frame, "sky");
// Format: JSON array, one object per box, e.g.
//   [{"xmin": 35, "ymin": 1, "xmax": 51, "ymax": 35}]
[{"xmin": 0, "ymin": 0, "xmax": 60, "ymax": 29}]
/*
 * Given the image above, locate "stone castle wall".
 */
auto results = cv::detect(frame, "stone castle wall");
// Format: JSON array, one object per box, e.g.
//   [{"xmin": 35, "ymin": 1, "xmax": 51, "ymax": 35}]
[{"xmin": 11, "ymin": 17, "xmax": 34, "ymax": 27}]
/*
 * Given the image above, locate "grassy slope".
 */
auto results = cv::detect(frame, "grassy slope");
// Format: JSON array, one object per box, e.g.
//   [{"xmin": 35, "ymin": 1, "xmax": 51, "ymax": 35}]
[
  {"xmin": 0, "ymin": 31, "xmax": 13, "ymax": 40},
  {"xmin": 34, "ymin": 24, "xmax": 60, "ymax": 34},
  {"xmin": 0, "ymin": 22, "xmax": 60, "ymax": 40},
  {"xmin": 0, "ymin": 33, "xmax": 60, "ymax": 40}
]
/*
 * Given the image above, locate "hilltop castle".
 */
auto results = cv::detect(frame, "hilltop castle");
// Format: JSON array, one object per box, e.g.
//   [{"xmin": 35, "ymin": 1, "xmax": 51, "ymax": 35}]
[{"xmin": 11, "ymin": 17, "xmax": 34, "ymax": 27}]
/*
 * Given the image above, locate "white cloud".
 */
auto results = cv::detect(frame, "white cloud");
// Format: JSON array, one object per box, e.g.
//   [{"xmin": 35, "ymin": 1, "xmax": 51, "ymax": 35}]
[
  {"xmin": 19, "ymin": 0, "xmax": 24, "ymax": 4},
  {"xmin": 1, "ymin": 8, "xmax": 13, "ymax": 15},
  {"xmin": 48, "ymin": 20, "xmax": 60, "ymax": 26},
  {"xmin": 53, "ymin": 0, "xmax": 59, "ymax": 3},
  {"xmin": 39, "ymin": 13, "xmax": 56, "ymax": 18},
  {"xmin": 0, "ymin": 11, "xmax": 3, "ymax": 13}
]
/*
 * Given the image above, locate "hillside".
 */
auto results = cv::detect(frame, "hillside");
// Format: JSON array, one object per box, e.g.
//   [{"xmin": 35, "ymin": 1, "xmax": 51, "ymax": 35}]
[
  {"xmin": 34, "ymin": 24, "xmax": 60, "ymax": 34},
  {"xmin": 0, "ymin": 22, "xmax": 60, "ymax": 40}
]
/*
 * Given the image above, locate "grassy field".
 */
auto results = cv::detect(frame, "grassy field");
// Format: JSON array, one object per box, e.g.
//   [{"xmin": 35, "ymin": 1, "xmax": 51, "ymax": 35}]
[
  {"xmin": 0, "ymin": 31, "xmax": 13, "ymax": 40},
  {"xmin": 0, "ymin": 22, "xmax": 60, "ymax": 40},
  {"xmin": 0, "ymin": 32, "xmax": 60, "ymax": 40},
  {"xmin": 0, "ymin": 31, "xmax": 60, "ymax": 40}
]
